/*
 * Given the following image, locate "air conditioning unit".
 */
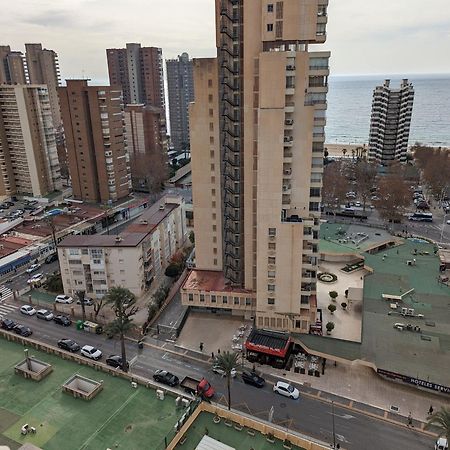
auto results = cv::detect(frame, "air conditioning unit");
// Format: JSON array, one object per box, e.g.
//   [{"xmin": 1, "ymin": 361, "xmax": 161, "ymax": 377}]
[{"xmin": 159, "ymin": 204, "xmax": 165, "ymax": 210}]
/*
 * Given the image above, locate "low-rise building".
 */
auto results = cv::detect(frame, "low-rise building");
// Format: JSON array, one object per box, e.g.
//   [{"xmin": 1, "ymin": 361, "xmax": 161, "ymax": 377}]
[{"xmin": 58, "ymin": 196, "xmax": 186, "ymax": 298}]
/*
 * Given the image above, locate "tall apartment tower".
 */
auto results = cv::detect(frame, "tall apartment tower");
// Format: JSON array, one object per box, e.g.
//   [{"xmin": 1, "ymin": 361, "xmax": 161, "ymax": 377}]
[
  {"xmin": 368, "ymin": 79, "xmax": 414, "ymax": 165},
  {"xmin": 59, "ymin": 80, "xmax": 131, "ymax": 203},
  {"xmin": 124, "ymin": 104, "xmax": 168, "ymax": 191},
  {"xmin": 0, "ymin": 46, "xmax": 27, "ymax": 85},
  {"xmin": 166, "ymin": 52, "xmax": 194, "ymax": 152},
  {"xmin": 25, "ymin": 44, "xmax": 62, "ymax": 128},
  {"xmin": 0, "ymin": 85, "xmax": 62, "ymax": 197},
  {"xmin": 106, "ymin": 44, "xmax": 165, "ymax": 109},
  {"xmin": 182, "ymin": 0, "xmax": 330, "ymax": 334}
]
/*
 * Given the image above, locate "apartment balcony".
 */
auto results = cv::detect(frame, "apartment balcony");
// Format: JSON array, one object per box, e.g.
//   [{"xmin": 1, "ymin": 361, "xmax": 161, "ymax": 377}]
[
  {"xmin": 285, "ymin": 102, "xmax": 295, "ymax": 113},
  {"xmin": 283, "ymin": 168, "xmax": 292, "ymax": 179},
  {"xmin": 285, "ymin": 87, "xmax": 295, "ymax": 96},
  {"xmin": 284, "ymin": 118, "xmax": 294, "ymax": 130},
  {"xmin": 283, "ymin": 152, "xmax": 293, "ymax": 163},
  {"xmin": 282, "ymin": 184, "xmax": 291, "ymax": 194},
  {"xmin": 283, "ymin": 136, "xmax": 293, "ymax": 147},
  {"xmin": 307, "ymin": 85, "xmax": 328, "ymax": 94},
  {"xmin": 282, "ymin": 194, "xmax": 291, "ymax": 208},
  {"xmin": 286, "ymin": 64, "xmax": 296, "ymax": 73},
  {"xmin": 317, "ymin": 15, "xmax": 328, "ymax": 24},
  {"xmin": 312, "ymin": 132, "xmax": 326, "ymax": 143}
]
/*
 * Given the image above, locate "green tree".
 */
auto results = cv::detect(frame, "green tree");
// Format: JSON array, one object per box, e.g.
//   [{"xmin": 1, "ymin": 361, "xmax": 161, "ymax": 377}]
[
  {"xmin": 44, "ymin": 273, "xmax": 63, "ymax": 292},
  {"xmin": 104, "ymin": 287, "xmax": 138, "ymax": 372},
  {"xmin": 326, "ymin": 322, "xmax": 335, "ymax": 334},
  {"xmin": 76, "ymin": 290, "xmax": 87, "ymax": 322},
  {"xmin": 93, "ymin": 297, "xmax": 105, "ymax": 320},
  {"xmin": 328, "ymin": 304, "xmax": 336, "ymax": 314},
  {"xmin": 165, "ymin": 263, "xmax": 182, "ymax": 278},
  {"xmin": 213, "ymin": 351, "xmax": 240, "ymax": 410},
  {"xmin": 425, "ymin": 407, "xmax": 450, "ymax": 442},
  {"xmin": 329, "ymin": 291, "xmax": 338, "ymax": 301}
]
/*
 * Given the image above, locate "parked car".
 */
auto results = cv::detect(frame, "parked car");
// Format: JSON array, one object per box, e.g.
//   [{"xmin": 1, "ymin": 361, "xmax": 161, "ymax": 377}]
[
  {"xmin": 273, "ymin": 381, "xmax": 299, "ymax": 399},
  {"xmin": 36, "ymin": 309, "xmax": 54, "ymax": 321},
  {"xmin": 13, "ymin": 324, "xmax": 32, "ymax": 337},
  {"xmin": 212, "ymin": 364, "xmax": 237, "ymax": 378},
  {"xmin": 81, "ymin": 345, "xmax": 102, "ymax": 360},
  {"xmin": 53, "ymin": 315, "xmax": 72, "ymax": 326},
  {"xmin": 106, "ymin": 355, "xmax": 129, "ymax": 369},
  {"xmin": 57, "ymin": 338, "xmax": 80, "ymax": 352},
  {"xmin": 1, "ymin": 318, "xmax": 17, "ymax": 330},
  {"xmin": 55, "ymin": 294, "xmax": 73, "ymax": 304},
  {"xmin": 76, "ymin": 297, "xmax": 94, "ymax": 306},
  {"xmin": 26, "ymin": 263, "xmax": 41, "ymax": 273},
  {"xmin": 153, "ymin": 370, "xmax": 179, "ymax": 387},
  {"xmin": 20, "ymin": 305, "xmax": 36, "ymax": 316},
  {"xmin": 435, "ymin": 437, "xmax": 448, "ymax": 450},
  {"xmin": 45, "ymin": 253, "xmax": 58, "ymax": 264},
  {"xmin": 4, "ymin": 201, "xmax": 14, "ymax": 207},
  {"xmin": 27, "ymin": 273, "xmax": 44, "ymax": 285},
  {"xmin": 241, "ymin": 371, "xmax": 265, "ymax": 388}
]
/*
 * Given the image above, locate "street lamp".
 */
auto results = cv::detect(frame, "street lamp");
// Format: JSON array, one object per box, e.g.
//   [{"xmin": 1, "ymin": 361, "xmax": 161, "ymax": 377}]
[{"xmin": 440, "ymin": 214, "xmax": 450, "ymax": 244}]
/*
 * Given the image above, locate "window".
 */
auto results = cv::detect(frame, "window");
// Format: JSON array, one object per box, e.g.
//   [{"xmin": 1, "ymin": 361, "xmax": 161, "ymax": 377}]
[
  {"xmin": 188, "ymin": 293, "xmax": 193, "ymax": 302},
  {"xmin": 81, "ymin": 249, "xmax": 88, "ymax": 255},
  {"xmin": 209, "ymin": 108, "xmax": 213, "ymax": 117},
  {"xmin": 200, "ymin": 294, "xmax": 205, "ymax": 302},
  {"xmin": 211, "ymin": 295, "xmax": 216, "ymax": 303},
  {"xmin": 208, "ymin": 94, "xmax": 213, "ymax": 103},
  {"xmin": 268, "ymin": 297, "xmax": 275, "ymax": 305},
  {"xmin": 268, "ymin": 284, "xmax": 275, "ymax": 292},
  {"xmin": 234, "ymin": 297, "xmax": 240, "ymax": 305},
  {"xmin": 268, "ymin": 270, "xmax": 275, "ymax": 278},
  {"xmin": 213, "ymin": 258, "xmax": 218, "ymax": 265},
  {"xmin": 268, "ymin": 228, "xmax": 276, "ymax": 236},
  {"xmin": 208, "ymin": 79, "xmax": 213, "ymax": 87},
  {"xmin": 268, "ymin": 256, "xmax": 276, "ymax": 264},
  {"xmin": 268, "ymin": 242, "xmax": 276, "ymax": 250},
  {"xmin": 267, "ymin": 23, "xmax": 274, "ymax": 32},
  {"xmin": 69, "ymin": 259, "xmax": 82, "ymax": 265},
  {"xmin": 222, "ymin": 296, "xmax": 228, "ymax": 304},
  {"xmin": 69, "ymin": 249, "xmax": 79, "ymax": 256},
  {"xmin": 267, "ymin": 3, "xmax": 274, "ymax": 12}
]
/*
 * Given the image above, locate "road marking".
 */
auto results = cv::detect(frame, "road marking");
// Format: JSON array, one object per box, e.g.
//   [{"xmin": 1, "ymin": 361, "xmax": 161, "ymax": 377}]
[{"xmin": 336, "ymin": 433, "xmax": 350, "ymax": 443}]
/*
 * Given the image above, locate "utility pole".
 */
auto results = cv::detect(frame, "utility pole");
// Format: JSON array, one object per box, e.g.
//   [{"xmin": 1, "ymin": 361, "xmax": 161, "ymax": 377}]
[
  {"xmin": 331, "ymin": 401, "xmax": 336, "ymax": 449},
  {"xmin": 45, "ymin": 215, "xmax": 58, "ymax": 254}
]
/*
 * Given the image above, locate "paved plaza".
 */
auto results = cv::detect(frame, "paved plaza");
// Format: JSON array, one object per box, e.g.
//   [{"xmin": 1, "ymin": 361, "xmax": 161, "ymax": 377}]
[{"xmin": 0, "ymin": 339, "xmax": 180, "ymax": 450}]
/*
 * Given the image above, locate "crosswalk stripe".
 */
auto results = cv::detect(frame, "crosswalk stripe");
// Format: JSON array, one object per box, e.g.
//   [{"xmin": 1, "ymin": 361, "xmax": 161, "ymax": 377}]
[{"xmin": 0, "ymin": 303, "xmax": 18, "ymax": 319}]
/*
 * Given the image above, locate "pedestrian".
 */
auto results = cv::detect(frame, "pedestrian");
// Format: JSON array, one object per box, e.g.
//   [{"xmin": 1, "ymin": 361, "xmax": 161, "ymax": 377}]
[
  {"xmin": 407, "ymin": 412, "xmax": 413, "ymax": 427},
  {"xmin": 156, "ymin": 324, "xmax": 160, "ymax": 334},
  {"xmin": 199, "ymin": 342, "xmax": 204, "ymax": 352},
  {"xmin": 217, "ymin": 348, "xmax": 220, "ymax": 355},
  {"xmin": 211, "ymin": 351, "xmax": 215, "ymax": 359},
  {"xmin": 428, "ymin": 405, "xmax": 434, "ymax": 416}
]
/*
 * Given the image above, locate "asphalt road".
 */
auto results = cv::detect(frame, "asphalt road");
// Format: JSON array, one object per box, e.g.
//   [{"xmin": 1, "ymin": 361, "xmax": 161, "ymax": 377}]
[
  {"xmin": 2, "ymin": 304, "xmax": 436, "ymax": 450},
  {"xmin": 3, "ymin": 260, "xmax": 60, "ymax": 292}
]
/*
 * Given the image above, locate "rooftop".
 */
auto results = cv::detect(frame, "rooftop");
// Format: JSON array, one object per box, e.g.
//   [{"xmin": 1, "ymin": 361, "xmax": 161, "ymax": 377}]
[
  {"xmin": 58, "ymin": 232, "xmax": 148, "ymax": 248},
  {"xmin": 182, "ymin": 269, "xmax": 254, "ymax": 295},
  {"xmin": 0, "ymin": 338, "xmax": 180, "ymax": 450}
]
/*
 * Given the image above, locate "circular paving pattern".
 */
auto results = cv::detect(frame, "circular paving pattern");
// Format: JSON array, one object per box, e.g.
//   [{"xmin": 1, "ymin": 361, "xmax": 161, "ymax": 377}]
[{"xmin": 317, "ymin": 272, "xmax": 338, "ymax": 283}]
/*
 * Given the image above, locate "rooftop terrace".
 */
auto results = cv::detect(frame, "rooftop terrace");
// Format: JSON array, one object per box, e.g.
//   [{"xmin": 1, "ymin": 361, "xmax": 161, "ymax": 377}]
[{"xmin": 0, "ymin": 339, "xmax": 180, "ymax": 450}]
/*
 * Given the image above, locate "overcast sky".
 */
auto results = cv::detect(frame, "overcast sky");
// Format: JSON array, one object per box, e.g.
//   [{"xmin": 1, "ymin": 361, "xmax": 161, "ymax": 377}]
[{"xmin": 2, "ymin": 0, "xmax": 450, "ymax": 82}]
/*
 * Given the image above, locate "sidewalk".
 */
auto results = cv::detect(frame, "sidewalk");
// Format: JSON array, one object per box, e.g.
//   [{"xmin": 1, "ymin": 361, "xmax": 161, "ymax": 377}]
[{"xmin": 257, "ymin": 358, "xmax": 447, "ymax": 424}]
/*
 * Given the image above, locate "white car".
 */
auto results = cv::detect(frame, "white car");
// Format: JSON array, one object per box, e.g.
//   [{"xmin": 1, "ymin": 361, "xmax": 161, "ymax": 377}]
[
  {"xmin": 447, "ymin": 219, "xmax": 450, "ymax": 225},
  {"xmin": 273, "ymin": 381, "xmax": 300, "ymax": 399},
  {"xmin": 27, "ymin": 273, "xmax": 44, "ymax": 285},
  {"xmin": 55, "ymin": 294, "xmax": 73, "ymax": 304},
  {"xmin": 81, "ymin": 345, "xmax": 102, "ymax": 361},
  {"xmin": 26, "ymin": 263, "xmax": 41, "ymax": 273},
  {"xmin": 435, "ymin": 437, "xmax": 448, "ymax": 450},
  {"xmin": 20, "ymin": 305, "xmax": 36, "ymax": 316},
  {"xmin": 212, "ymin": 365, "xmax": 237, "ymax": 378}
]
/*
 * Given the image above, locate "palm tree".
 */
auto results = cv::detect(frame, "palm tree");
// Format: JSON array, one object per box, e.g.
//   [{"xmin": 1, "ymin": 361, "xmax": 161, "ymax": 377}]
[
  {"xmin": 213, "ymin": 351, "xmax": 240, "ymax": 410},
  {"xmin": 425, "ymin": 407, "xmax": 450, "ymax": 442},
  {"xmin": 76, "ymin": 290, "xmax": 87, "ymax": 322},
  {"xmin": 342, "ymin": 148, "xmax": 347, "ymax": 158},
  {"xmin": 104, "ymin": 287, "xmax": 138, "ymax": 372}
]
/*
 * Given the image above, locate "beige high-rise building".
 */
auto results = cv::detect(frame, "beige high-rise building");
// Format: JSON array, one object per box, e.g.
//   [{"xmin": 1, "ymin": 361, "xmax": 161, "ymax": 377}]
[
  {"xmin": 0, "ymin": 46, "xmax": 27, "ymax": 85},
  {"xmin": 0, "ymin": 85, "xmax": 62, "ymax": 198},
  {"xmin": 59, "ymin": 80, "xmax": 131, "ymax": 204},
  {"xmin": 25, "ymin": 43, "xmax": 62, "ymax": 128},
  {"xmin": 181, "ymin": 0, "xmax": 330, "ymax": 334}
]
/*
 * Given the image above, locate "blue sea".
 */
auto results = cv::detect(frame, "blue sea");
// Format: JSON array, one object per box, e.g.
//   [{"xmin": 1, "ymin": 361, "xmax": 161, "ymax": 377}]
[{"xmin": 326, "ymin": 74, "xmax": 450, "ymax": 147}]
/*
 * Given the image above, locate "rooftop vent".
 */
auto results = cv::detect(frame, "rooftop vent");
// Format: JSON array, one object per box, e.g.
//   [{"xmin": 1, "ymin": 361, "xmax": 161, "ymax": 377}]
[
  {"xmin": 159, "ymin": 204, "xmax": 165, "ymax": 210},
  {"xmin": 115, "ymin": 236, "xmax": 122, "ymax": 243},
  {"xmin": 140, "ymin": 220, "xmax": 148, "ymax": 225}
]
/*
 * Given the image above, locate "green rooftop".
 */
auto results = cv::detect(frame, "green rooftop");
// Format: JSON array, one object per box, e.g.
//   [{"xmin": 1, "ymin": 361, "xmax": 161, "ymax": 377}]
[{"xmin": 0, "ymin": 339, "xmax": 180, "ymax": 450}]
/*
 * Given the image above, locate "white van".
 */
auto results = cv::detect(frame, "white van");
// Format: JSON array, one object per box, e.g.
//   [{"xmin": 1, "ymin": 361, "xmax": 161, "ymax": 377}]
[{"xmin": 435, "ymin": 437, "xmax": 448, "ymax": 450}]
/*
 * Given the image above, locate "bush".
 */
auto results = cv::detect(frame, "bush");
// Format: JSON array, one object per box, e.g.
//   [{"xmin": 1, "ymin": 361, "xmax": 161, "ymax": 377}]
[
  {"xmin": 341, "ymin": 302, "xmax": 347, "ymax": 310},
  {"xmin": 326, "ymin": 322, "xmax": 335, "ymax": 333},
  {"xmin": 329, "ymin": 290, "xmax": 338, "ymax": 300},
  {"xmin": 44, "ymin": 273, "xmax": 63, "ymax": 292},
  {"xmin": 328, "ymin": 304, "xmax": 337, "ymax": 314},
  {"xmin": 165, "ymin": 263, "xmax": 182, "ymax": 278}
]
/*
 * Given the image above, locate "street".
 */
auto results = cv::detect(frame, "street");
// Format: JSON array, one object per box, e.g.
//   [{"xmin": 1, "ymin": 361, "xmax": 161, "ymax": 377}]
[{"xmin": 1, "ymin": 301, "xmax": 436, "ymax": 450}]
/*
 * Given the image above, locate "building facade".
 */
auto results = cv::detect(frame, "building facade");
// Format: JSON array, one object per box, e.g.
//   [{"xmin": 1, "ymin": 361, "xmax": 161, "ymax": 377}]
[
  {"xmin": 166, "ymin": 52, "xmax": 194, "ymax": 152},
  {"xmin": 0, "ymin": 46, "xmax": 27, "ymax": 85},
  {"xmin": 106, "ymin": 44, "xmax": 165, "ymax": 109},
  {"xmin": 368, "ymin": 79, "xmax": 414, "ymax": 165},
  {"xmin": 58, "ymin": 79, "xmax": 131, "ymax": 204},
  {"xmin": 25, "ymin": 44, "xmax": 62, "ymax": 128},
  {"xmin": 58, "ymin": 196, "xmax": 186, "ymax": 298},
  {"xmin": 124, "ymin": 104, "xmax": 168, "ymax": 191},
  {"xmin": 182, "ymin": 0, "xmax": 330, "ymax": 334},
  {"xmin": 0, "ymin": 85, "xmax": 62, "ymax": 198}
]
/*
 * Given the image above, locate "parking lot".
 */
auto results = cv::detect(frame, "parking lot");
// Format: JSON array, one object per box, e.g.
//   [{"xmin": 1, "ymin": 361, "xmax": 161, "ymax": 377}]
[{"xmin": 0, "ymin": 199, "xmax": 44, "ymax": 221}]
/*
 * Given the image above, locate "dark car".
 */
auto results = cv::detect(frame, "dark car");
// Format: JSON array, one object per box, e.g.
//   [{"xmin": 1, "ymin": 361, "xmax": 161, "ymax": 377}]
[
  {"xmin": 45, "ymin": 253, "xmax": 58, "ymax": 264},
  {"xmin": 242, "ymin": 371, "xmax": 265, "ymax": 388},
  {"xmin": 1, "ymin": 318, "xmax": 17, "ymax": 330},
  {"xmin": 13, "ymin": 324, "xmax": 32, "ymax": 337},
  {"xmin": 53, "ymin": 315, "xmax": 72, "ymax": 326},
  {"xmin": 57, "ymin": 339, "xmax": 81, "ymax": 352},
  {"xmin": 106, "ymin": 355, "xmax": 129, "ymax": 369},
  {"xmin": 153, "ymin": 370, "xmax": 179, "ymax": 387}
]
